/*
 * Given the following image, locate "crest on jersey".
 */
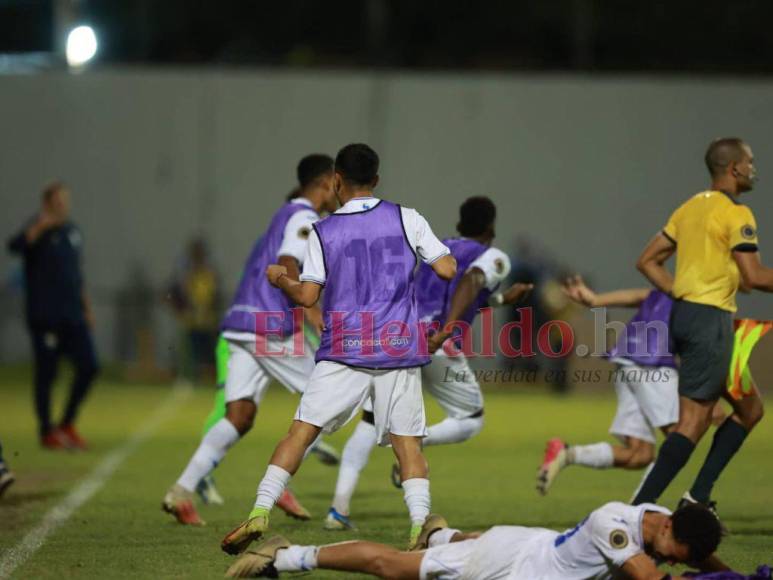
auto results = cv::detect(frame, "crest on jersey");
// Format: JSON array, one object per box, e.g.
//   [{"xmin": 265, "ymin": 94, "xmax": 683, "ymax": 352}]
[
  {"xmin": 609, "ymin": 529, "xmax": 629, "ymax": 549},
  {"xmin": 494, "ymin": 258, "xmax": 505, "ymax": 274},
  {"xmin": 741, "ymin": 224, "xmax": 756, "ymax": 240},
  {"xmin": 298, "ymin": 226, "xmax": 311, "ymax": 239}
]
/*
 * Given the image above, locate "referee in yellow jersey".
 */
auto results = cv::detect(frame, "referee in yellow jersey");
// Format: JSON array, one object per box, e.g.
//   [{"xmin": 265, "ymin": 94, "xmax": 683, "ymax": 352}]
[{"xmin": 632, "ymin": 138, "xmax": 773, "ymax": 513}]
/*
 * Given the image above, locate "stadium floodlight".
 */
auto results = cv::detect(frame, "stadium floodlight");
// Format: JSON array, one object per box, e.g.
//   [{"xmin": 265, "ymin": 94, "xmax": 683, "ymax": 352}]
[{"xmin": 66, "ymin": 25, "xmax": 98, "ymax": 67}]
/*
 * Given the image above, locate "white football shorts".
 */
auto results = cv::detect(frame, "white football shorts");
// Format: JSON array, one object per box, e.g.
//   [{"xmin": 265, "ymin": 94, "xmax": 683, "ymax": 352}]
[
  {"xmin": 295, "ymin": 360, "xmax": 426, "ymax": 445},
  {"xmin": 420, "ymin": 526, "xmax": 556, "ymax": 580},
  {"xmin": 222, "ymin": 332, "xmax": 315, "ymax": 405},
  {"xmin": 422, "ymin": 349, "xmax": 484, "ymax": 418},
  {"xmin": 609, "ymin": 363, "xmax": 679, "ymax": 444}
]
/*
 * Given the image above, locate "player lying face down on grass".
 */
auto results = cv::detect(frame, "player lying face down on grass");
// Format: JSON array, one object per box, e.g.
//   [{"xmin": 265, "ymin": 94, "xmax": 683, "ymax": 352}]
[
  {"xmin": 225, "ymin": 501, "xmax": 728, "ymax": 579},
  {"xmin": 220, "ymin": 143, "xmax": 458, "ymax": 555}
]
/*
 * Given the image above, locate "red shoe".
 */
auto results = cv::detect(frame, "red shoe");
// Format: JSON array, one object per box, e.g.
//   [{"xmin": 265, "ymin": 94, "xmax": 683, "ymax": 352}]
[
  {"xmin": 58, "ymin": 424, "xmax": 89, "ymax": 450},
  {"xmin": 162, "ymin": 485, "xmax": 205, "ymax": 526},
  {"xmin": 41, "ymin": 429, "xmax": 72, "ymax": 450},
  {"xmin": 276, "ymin": 488, "xmax": 311, "ymax": 520},
  {"xmin": 536, "ymin": 438, "xmax": 568, "ymax": 496}
]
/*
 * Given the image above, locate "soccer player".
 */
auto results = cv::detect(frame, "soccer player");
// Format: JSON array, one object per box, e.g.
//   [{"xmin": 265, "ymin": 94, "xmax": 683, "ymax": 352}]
[
  {"xmin": 220, "ymin": 143, "xmax": 457, "ymax": 554},
  {"xmin": 163, "ymin": 154, "xmax": 339, "ymax": 525},
  {"xmin": 7, "ymin": 182, "xmax": 99, "ymax": 450},
  {"xmin": 195, "ymin": 329, "xmax": 340, "ymax": 506},
  {"xmin": 538, "ymin": 278, "xmax": 677, "ymax": 495},
  {"xmin": 633, "ymin": 138, "xmax": 772, "ymax": 512},
  {"xmin": 225, "ymin": 502, "xmax": 726, "ymax": 579},
  {"xmin": 325, "ymin": 196, "xmax": 533, "ymax": 530},
  {"xmin": 538, "ymin": 277, "xmax": 733, "ymax": 497}
]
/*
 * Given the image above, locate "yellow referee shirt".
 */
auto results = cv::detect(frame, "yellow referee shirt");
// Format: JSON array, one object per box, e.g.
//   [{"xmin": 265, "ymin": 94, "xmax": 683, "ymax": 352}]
[{"xmin": 663, "ymin": 190, "xmax": 759, "ymax": 312}]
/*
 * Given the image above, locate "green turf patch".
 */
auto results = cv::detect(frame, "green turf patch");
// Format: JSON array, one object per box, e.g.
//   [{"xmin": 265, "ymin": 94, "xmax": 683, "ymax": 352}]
[{"xmin": 1, "ymin": 376, "xmax": 770, "ymax": 578}]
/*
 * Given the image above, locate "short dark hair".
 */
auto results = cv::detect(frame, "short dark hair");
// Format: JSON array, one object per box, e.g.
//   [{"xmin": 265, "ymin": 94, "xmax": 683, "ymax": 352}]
[
  {"xmin": 297, "ymin": 154, "xmax": 334, "ymax": 188},
  {"xmin": 705, "ymin": 137, "xmax": 746, "ymax": 177},
  {"xmin": 671, "ymin": 504, "xmax": 722, "ymax": 563},
  {"xmin": 335, "ymin": 143, "xmax": 379, "ymax": 187},
  {"xmin": 42, "ymin": 181, "xmax": 65, "ymax": 203},
  {"xmin": 457, "ymin": 196, "xmax": 496, "ymax": 237}
]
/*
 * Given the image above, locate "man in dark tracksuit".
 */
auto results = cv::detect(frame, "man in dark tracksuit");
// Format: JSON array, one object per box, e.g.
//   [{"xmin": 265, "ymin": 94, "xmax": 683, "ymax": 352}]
[{"xmin": 7, "ymin": 182, "xmax": 99, "ymax": 450}]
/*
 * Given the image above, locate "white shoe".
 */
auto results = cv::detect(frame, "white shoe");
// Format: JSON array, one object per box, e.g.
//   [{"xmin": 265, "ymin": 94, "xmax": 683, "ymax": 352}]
[
  {"xmin": 324, "ymin": 508, "xmax": 356, "ymax": 531},
  {"xmin": 196, "ymin": 474, "xmax": 225, "ymax": 505},
  {"xmin": 310, "ymin": 440, "xmax": 341, "ymax": 466},
  {"xmin": 0, "ymin": 468, "xmax": 15, "ymax": 498}
]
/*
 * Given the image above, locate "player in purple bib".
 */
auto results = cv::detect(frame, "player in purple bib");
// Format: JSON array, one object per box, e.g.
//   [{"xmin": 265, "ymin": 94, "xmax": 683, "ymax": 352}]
[
  {"xmin": 323, "ymin": 197, "xmax": 534, "ymax": 531},
  {"xmin": 163, "ymin": 154, "xmax": 338, "ymax": 526},
  {"xmin": 537, "ymin": 277, "xmax": 725, "ymax": 499},
  {"xmin": 221, "ymin": 143, "xmax": 457, "ymax": 554},
  {"xmin": 312, "ymin": 198, "xmax": 430, "ymax": 369}
]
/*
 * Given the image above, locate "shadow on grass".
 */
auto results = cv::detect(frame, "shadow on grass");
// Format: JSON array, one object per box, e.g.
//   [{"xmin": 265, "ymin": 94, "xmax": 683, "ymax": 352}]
[{"xmin": 0, "ymin": 488, "xmax": 59, "ymax": 506}]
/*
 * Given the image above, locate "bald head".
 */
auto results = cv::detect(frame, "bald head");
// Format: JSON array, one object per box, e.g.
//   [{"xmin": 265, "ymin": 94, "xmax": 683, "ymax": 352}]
[{"xmin": 704, "ymin": 137, "xmax": 748, "ymax": 178}]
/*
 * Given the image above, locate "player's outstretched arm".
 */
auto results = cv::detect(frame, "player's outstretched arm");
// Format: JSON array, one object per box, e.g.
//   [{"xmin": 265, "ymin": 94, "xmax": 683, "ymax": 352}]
[
  {"xmin": 431, "ymin": 254, "xmax": 457, "ymax": 281},
  {"xmin": 562, "ymin": 274, "xmax": 650, "ymax": 308},
  {"xmin": 428, "ymin": 267, "xmax": 484, "ymax": 352},
  {"xmin": 734, "ymin": 250, "xmax": 773, "ymax": 292},
  {"xmin": 622, "ymin": 553, "xmax": 688, "ymax": 580},
  {"xmin": 266, "ymin": 264, "xmax": 322, "ymax": 307},
  {"xmin": 636, "ymin": 232, "xmax": 676, "ymax": 294},
  {"xmin": 492, "ymin": 281, "xmax": 534, "ymax": 306}
]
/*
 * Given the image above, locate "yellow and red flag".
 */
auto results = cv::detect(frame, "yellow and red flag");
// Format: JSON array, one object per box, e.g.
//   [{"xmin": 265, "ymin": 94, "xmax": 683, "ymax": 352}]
[{"xmin": 727, "ymin": 319, "xmax": 773, "ymax": 400}]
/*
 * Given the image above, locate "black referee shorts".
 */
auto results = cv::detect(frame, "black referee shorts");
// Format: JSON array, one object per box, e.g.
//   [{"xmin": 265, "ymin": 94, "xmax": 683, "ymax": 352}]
[{"xmin": 670, "ymin": 300, "xmax": 733, "ymax": 401}]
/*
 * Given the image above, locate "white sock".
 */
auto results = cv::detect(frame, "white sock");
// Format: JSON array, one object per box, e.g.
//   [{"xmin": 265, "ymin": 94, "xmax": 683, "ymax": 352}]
[
  {"xmin": 568, "ymin": 442, "xmax": 614, "ymax": 469},
  {"xmin": 177, "ymin": 418, "xmax": 240, "ymax": 491},
  {"xmin": 332, "ymin": 421, "xmax": 378, "ymax": 515},
  {"xmin": 424, "ymin": 416, "xmax": 484, "ymax": 446},
  {"xmin": 428, "ymin": 527, "xmax": 461, "ymax": 547},
  {"xmin": 630, "ymin": 462, "xmax": 655, "ymax": 502},
  {"xmin": 402, "ymin": 478, "xmax": 430, "ymax": 526},
  {"xmin": 274, "ymin": 545, "xmax": 319, "ymax": 572},
  {"xmin": 254, "ymin": 464, "xmax": 292, "ymax": 510}
]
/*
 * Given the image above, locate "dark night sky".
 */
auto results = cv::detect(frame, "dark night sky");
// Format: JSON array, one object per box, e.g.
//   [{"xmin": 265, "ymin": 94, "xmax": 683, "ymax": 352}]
[{"xmin": 3, "ymin": 0, "xmax": 773, "ymax": 74}]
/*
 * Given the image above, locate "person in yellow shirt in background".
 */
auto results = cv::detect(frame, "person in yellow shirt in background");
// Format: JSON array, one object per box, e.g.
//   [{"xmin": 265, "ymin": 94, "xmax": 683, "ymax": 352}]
[
  {"xmin": 169, "ymin": 238, "xmax": 222, "ymax": 382},
  {"xmin": 632, "ymin": 138, "xmax": 773, "ymax": 518}
]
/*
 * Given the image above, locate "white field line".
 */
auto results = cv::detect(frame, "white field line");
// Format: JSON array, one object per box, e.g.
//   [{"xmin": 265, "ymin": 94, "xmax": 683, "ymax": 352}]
[{"xmin": 0, "ymin": 386, "xmax": 192, "ymax": 579}]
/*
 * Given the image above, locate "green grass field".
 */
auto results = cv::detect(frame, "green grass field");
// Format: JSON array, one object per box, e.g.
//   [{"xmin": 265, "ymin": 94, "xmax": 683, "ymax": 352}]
[{"xmin": 1, "ymin": 369, "xmax": 771, "ymax": 579}]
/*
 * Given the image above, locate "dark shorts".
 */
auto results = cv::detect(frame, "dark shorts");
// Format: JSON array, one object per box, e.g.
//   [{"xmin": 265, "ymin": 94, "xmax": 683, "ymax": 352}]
[{"xmin": 670, "ymin": 300, "xmax": 733, "ymax": 401}]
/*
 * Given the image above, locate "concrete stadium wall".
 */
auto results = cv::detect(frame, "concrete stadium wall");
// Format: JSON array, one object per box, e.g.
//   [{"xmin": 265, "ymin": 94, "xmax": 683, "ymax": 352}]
[{"xmin": 1, "ymin": 68, "xmax": 772, "ymax": 375}]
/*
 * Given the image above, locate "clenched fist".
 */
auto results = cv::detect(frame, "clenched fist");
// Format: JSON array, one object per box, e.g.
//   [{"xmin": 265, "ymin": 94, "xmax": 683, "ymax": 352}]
[{"xmin": 266, "ymin": 264, "xmax": 288, "ymax": 287}]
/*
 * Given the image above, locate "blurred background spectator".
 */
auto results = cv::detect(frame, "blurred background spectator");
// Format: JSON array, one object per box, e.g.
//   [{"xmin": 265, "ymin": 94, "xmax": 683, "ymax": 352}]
[{"xmin": 167, "ymin": 238, "xmax": 222, "ymax": 384}]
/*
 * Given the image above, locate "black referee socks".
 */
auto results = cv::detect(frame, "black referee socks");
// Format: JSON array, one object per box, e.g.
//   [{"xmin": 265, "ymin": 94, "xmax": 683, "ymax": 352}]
[
  {"xmin": 689, "ymin": 419, "xmax": 749, "ymax": 505},
  {"xmin": 633, "ymin": 432, "xmax": 695, "ymax": 505}
]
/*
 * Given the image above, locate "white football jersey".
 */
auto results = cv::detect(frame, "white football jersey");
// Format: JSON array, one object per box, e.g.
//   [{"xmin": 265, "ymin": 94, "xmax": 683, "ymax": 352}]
[{"xmin": 461, "ymin": 502, "xmax": 670, "ymax": 580}]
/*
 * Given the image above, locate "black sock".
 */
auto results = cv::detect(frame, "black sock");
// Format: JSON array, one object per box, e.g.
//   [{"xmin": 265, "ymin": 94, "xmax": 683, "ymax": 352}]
[
  {"xmin": 632, "ymin": 432, "xmax": 695, "ymax": 505},
  {"xmin": 689, "ymin": 419, "xmax": 748, "ymax": 504}
]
